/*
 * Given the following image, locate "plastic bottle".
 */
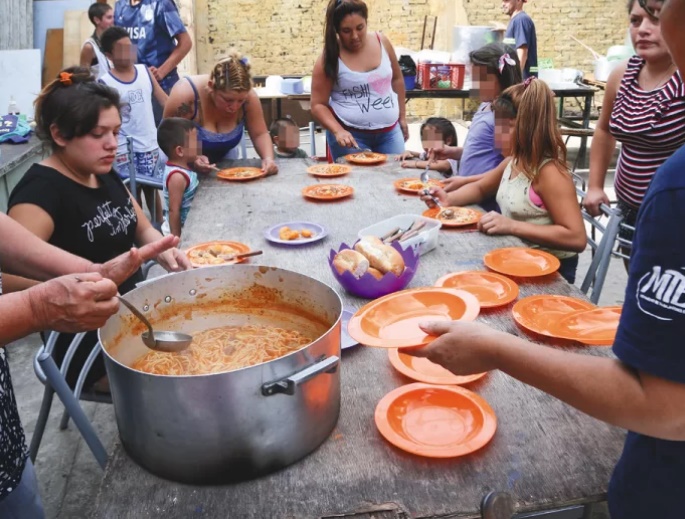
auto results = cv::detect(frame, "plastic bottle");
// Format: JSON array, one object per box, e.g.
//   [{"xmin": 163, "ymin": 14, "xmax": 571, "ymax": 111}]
[{"xmin": 7, "ymin": 96, "xmax": 20, "ymax": 115}]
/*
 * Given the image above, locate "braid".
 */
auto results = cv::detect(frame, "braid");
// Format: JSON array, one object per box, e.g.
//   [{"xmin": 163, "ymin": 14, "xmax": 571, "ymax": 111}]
[{"xmin": 210, "ymin": 51, "xmax": 252, "ymax": 92}]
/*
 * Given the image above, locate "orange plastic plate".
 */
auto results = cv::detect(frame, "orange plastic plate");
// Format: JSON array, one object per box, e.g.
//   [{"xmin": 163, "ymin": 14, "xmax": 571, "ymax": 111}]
[
  {"xmin": 483, "ymin": 247, "xmax": 561, "ymax": 277},
  {"xmin": 302, "ymin": 184, "xmax": 354, "ymax": 201},
  {"xmin": 552, "ymin": 306, "xmax": 622, "ymax": 346},
  {"xmin": 375, "ymin": 383, "xmax": 497, "ymax": 458},
  {"xmin": 394, "ymin": 177, "xmax": 443, "ymax": 194},
  {"xmin": 185, "ymin": 240, "xmax": 251, "ymax": 268},
  {"xmin": 388, "ymin": 349, "xmax": 487, "ymax": 385},
  {"xmin": 512, "ymin": 295, "xmax": 595, "ymax": 338},
  {"xmin": 423, "ymin": 207, "xmax": 482, "ymax": 227},
  {"xmin": 306, "ymin": 164, "xmax": 352, "ymax": 178},
  {"xmin": 434, "ymin": 270, "xmax": 519, "ymax": 308},
  {"xmin": 344, "ymin": 152, "xmax": 387, "ymax": 165},
  {"xmin": 216, "ymin": 167, "xmax": 266, "ymax": 181},
  {"xmin": 347, "ymin": 288, "xmax": 480, "ymax": 349}
]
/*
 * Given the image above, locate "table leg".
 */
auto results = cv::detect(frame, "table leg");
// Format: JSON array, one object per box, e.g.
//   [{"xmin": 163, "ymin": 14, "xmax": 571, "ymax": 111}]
[{"xmin": 576, "ymin": 94, "xmax": 593, "ymax": 169}]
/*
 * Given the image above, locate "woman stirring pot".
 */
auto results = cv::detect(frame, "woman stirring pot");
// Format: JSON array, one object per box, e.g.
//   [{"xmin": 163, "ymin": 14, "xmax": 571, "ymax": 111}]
[{"xmin": 311, "ymin": 0, "xmax": 408, "ymax": 162}]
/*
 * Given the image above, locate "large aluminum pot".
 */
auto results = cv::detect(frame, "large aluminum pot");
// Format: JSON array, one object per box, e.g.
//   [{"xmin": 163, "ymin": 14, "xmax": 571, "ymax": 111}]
[{"xmin": 98, "ymin": 265, "xmax": 343, "ymax": 484}]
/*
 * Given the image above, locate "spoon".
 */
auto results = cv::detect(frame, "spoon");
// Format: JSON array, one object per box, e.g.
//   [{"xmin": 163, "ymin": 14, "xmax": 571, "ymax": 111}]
[
  {"xmin": 116, "ymin": 296, "xmax": 193, "ymax": 353},
  {"xmin": 353, "ymin": 145, "xmax": 374, "ymax": 157},
  {"xmin": 420, "ymin": 167, "xmax": 442, "ymax": 208},
  {"xmin": 217, "ymin": 250, "xmax": 263, "ymax": 262}
]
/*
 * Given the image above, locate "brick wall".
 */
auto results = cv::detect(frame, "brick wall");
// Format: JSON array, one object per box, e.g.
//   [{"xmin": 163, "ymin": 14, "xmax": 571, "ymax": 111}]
[{"xmin": 200, "ymin": 0, "xmax": 630, "ymax": 121}]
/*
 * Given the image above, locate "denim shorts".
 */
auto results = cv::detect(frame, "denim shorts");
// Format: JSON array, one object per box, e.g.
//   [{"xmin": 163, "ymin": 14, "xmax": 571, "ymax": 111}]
[
  {"xmin": 0, "ymin": 460, "xmax": 44, "ymax": 519},
  {"xmin": 115, "ymin": 149, "xmax": 161, "ymax": 182},
  {"xmin": 326, "ymin": 124, "xmax": 405, "ymax": 162}
]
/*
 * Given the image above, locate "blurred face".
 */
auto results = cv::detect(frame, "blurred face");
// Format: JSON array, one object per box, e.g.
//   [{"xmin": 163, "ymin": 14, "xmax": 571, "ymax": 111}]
[
  {"xmin": 337, "ymin": 14, "xmax": 367, "ymax": 52},
  {"xmin": 95, "ymin": 10, "xmax": 114, "ymax": 32},
  {"xmin": 494, "ymin": 116, "xmax": 515, "ymax": 155},
  {"xmin": 660, "ymin": 0, "xmax": 683, "ymax": 71},
  {"xmin": 109, "ymin": 37, "xmax": 136, "ymax": 68},
  {"xmin": 53, "ymin": 106, "xmax": 121, "ymax": 175},
  {"xmin": 210, "ymin": 88, "xmax": 248, "ymax": 114},
  {"xmin": 501, "ymin": 0, "xmax": 522, "ymax": 16},
  {"xmin": 277, "ymin": 124, "xmax": 300, "ymax": 152},
  {"xmin": 421, "ymin": 126, "xmax": 446, "ymax": 152},
  {"xmin": 629, "ymin": 2, "xmax": 669, "ymax": 62},
  {"xmin": 181, "ymin": 129, "xmax": 200, "ymax": 164},
  {"xmin": 472, "ymin": 65, "xmax": 501, "ymax": 102}
]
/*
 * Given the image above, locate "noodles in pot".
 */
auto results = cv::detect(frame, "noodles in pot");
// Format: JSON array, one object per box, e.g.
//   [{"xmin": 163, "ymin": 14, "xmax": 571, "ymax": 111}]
[{"xmin": 131, "ymin": 324, "xmax": 315, "ymax": 375}]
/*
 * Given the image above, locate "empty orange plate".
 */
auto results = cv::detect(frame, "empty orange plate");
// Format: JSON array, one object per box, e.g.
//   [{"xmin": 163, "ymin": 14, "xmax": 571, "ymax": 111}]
[
  {"xmin": 302, "ymin": 184, "xmax": 354, "ymax": 201},
  {"xmin": 347, "ymin": 288, "xmax": 480, "ymax": 349},
  {"xmin": 483, "ymin": 247, "xmax": 561, "ymax": 277},
  {"xmin": 306, "ymin": 164, "xmax": 351, "ymax": 177},
  {"xmin": 512, "ymin": 295, "xmax": 595, "ymax": 338},
  {"xmin": 552, "ymin": 306, "xmax": 622, "ymax": 346},
  {"xmin": 423, "ymin": 207, "xmax": 481, "ymax": 227},
  {"xmin": 216, "ymin": 167, "xmax": 266, "ymax": 181},
  {"xmin": 434, "ymin": 271, "xmax": 519, "ymax": 308},
  {"xmin": 375, "ymin": 383, "xmax": 497, "ymax": 458},
  {"xmin": 388, "ymin": 349, "xmax": 487, "ymax": 385}
]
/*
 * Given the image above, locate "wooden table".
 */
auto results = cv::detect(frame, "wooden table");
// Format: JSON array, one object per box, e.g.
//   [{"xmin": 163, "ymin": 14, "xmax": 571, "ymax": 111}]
[{"xmin": 93, "ymin": 159, "xmax": 625, "ymax": 519}]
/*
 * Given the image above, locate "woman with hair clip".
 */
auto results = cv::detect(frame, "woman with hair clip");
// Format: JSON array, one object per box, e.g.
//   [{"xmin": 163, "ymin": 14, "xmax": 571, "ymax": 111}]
[
  {"xmin": 422, "ymin": 78, "xmax": 586, "ymax": 283},
  {"xmin": 432, "ymin": 43, "xmax": 523, "ymax": 212},
  {"xmin": 164, "ymin": 52, "xmax": 278, "ymax": 175},
  {"xmin": 311, "ymin": 0, "xmax": 408, "ymax": 161},
  {"xmin": 7, "ymin": 67, "xmax": 191, "ymax": 393}
]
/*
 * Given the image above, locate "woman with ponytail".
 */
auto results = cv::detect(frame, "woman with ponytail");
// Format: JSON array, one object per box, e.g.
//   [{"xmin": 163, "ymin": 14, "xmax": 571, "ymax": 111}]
[
  {"xmin": 311, "ymin": 0, "xmax": 408, "ymax": 161},
  {"xmin": 163, "ymin": 51, "xmax": 277, "ymax": 175}
]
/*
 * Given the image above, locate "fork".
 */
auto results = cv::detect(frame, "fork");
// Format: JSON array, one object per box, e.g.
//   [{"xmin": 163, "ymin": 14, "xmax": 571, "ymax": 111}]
[
  {"xmin": 353, "ymin": 145, "xmax": 374, "ymax": 157},
  {"xmin": 420, "ymin": 167, "xmax": 442, "ymax": 208}
]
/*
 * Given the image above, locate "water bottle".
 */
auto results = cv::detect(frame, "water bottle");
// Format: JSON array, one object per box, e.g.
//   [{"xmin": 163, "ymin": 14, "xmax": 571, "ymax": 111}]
[{"xmin": 7, "ymin": 97, "xmax": 19, "ymax": 116}]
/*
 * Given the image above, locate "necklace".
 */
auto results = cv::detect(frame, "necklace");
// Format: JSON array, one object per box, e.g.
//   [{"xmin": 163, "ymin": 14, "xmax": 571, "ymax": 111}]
[{"xmin": 641, "ymin": 63, "xmax": 676, "ymax": 91}]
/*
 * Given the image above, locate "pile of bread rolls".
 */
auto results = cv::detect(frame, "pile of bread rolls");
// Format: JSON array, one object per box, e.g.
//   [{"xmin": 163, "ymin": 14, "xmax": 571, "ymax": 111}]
[{"xmin": 333, "ymin": 236, "xmax": 405, "ymax": 280}]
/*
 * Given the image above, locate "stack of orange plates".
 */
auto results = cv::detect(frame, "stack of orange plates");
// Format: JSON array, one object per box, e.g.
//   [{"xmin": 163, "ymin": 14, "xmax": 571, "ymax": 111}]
[
  {"xmin": 388, "ymin": 349, "xmax": 486, "ymax": 385},
  {"xmin": 434, "ymin": 271, "xmax": 519, "ymax": 308},
  {"xmin": 512, "ymin": 295, "xmax": 594, "ymax": 338},
  {"xmin": 484, "ymin": 247, "xmax": 560, "ymax": 277},
  {"xmin": 374, "ymin": 383, "xmax": 497, "ymax": 458},
  {"xmin": 347, "ymin": 287, "xmax": 480, "ymax": 349}
]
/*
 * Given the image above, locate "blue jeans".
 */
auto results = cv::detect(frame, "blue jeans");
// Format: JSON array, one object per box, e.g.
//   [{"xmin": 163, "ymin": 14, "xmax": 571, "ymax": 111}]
[
  {"xmin": 326, "ymin": 124, "xmax": 405, "ymax": 161},
  {"xmin": 0, "ymin": 460, "xmax": 44, "ymax": 519},
  {"xmin": 558, "ymin": 254, "xmax": 579, "ymax": 284}
]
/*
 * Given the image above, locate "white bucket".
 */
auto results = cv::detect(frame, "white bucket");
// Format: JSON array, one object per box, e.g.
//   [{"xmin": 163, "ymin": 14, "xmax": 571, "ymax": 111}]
[{"xmin": 594, "ymin": 58, "xmax": 618, "ymax": 82}]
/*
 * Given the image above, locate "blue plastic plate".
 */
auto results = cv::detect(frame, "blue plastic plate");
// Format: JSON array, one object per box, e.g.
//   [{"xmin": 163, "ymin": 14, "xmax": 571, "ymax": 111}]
[{"xmin": 341, "ymin": 309, "xmax": 359, "ymax": 350}]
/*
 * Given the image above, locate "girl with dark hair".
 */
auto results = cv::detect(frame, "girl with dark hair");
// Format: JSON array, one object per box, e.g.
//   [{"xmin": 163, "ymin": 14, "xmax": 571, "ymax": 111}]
[
  {"xmin": 7, "ymin": 67, "xmax": 191, "ymax": 391},
  {"xmin": 311, "ymin": 0, "xmax": 408, "ymax": 161},
  {"xmin": 422, "ymin": 79, "xmax": 586, "ymax": 283},
  {"xmin": 397, "ymin": 117, "xmax": 459, "ymax": 177}
]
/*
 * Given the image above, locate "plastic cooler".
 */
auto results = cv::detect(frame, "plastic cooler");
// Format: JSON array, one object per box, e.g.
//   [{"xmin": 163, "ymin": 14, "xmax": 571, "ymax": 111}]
[
  {"xmin": 357, "ymin": 214, "xmax": 441, "ymax": 256},
  {"xmin": 416, "ymin": 63, "xmax": 465, "ymax": 90}
]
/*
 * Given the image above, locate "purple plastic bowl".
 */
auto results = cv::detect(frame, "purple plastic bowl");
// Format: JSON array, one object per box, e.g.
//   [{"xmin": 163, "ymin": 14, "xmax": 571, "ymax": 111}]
[{"xmin": 328, "ymin": 241, "xmax": 420, "ymax": 299}]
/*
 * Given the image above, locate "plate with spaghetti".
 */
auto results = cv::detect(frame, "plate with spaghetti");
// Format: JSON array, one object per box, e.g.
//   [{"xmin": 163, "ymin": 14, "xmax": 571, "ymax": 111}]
[
  {"xmin": 423, "ymin": 206, "xmax": 481, "ymax": 227},
  {"xmin": 302, "ymin": 184, "xmax": 354, "ymax": 201},
  {"xmin": 394, "ymin": 177, "xmax": 443, "ymax": 194},
  {"xmin": 216, "ymin": 167, "xmax": 266, "ymax": 181},
  {"xmin": 306, "ymin": 164, "xmax": 352, "ymax": 178},
  {"xmin": 344, "ymin": 152, "xmax": 387, "ymax": 165},
  {"xmin": 185, "ymin": 240, "xmax": 251, "ymax": 267}
]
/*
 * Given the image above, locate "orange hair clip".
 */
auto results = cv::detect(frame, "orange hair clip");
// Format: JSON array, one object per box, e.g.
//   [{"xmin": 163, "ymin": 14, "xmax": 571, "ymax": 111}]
[{"xmin": 59, "ymin": 72, "xmax": 73, "ymax": 86}]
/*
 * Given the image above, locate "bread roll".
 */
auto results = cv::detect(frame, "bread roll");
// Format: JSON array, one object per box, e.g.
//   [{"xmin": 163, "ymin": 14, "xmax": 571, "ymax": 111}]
[
  {"xmin": 367, "ymin": 267, "xmax": 384, "ymax": 280},
  {"xmin": 333, "ymin": 249, "xmax": 369, "ymax": 278},
  {"xmin": 354, "ymin": 236, "xmax": 405, "ymax": 276}
]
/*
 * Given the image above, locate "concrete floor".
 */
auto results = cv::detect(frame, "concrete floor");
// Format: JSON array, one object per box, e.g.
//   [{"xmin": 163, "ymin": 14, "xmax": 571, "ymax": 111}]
[{"xmin": 9, "ymin": 124, "xmax": 624, "ymax": 518}]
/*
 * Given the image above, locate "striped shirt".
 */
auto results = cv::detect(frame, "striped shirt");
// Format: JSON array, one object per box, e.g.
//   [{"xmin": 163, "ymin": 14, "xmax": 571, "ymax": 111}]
[{"xmin": 610, "ymin": 55, "xmax": 685, "ymax": 209}]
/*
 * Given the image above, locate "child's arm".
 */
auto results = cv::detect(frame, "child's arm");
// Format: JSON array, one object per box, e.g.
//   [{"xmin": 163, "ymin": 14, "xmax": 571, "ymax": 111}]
[
  {"xmin": 396, "ymin": 150, "xmax": 420, "ymax": 161},
  {"xmin": 166, "ymin": 173, "xmax": 189, "ymax": 239},
  {"xmin": 402, "ymin": 159, "xmax": 452, "ymax": 174},
  {"xmin": 480, "ymin": 163, "xmax": 587, "ymax": 252},
  {"xmin": 148, "ymin": 69, "xmax": 169, "ymax": 107},
  {"xmin": 444, "ymin": 174, "xmax": 482, "ymax": 192},
  {"xmin": 442, "ymin": 158, "xmax": 508, "ymax": 206}
]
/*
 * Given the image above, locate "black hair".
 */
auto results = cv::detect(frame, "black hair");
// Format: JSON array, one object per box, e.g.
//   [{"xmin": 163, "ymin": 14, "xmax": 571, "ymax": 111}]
[
  {"xmin": 34, "ymin": 67, "xmax": 121, "ymax": 150},
  {"xmin": 100, "ymin": 26, "xmax": 130, "ymax": 54},
  {"xmin": 323, "ymin": 0, "xmax": 369, "ymax": 80},
  {"xmin": 88, "ymin": 3, "xmax": 112, "ymax": 25},
  {"xmin": 469, "ymin": 43, "xmax": 523, "ymax": 92},
  {"xmin": 157, "ymin": 117, "xmax": 196, "ymax": 157},
  {"xmin": 420, "ymin": 117, "xmax": 458, "ymax": 146},
  {"xmin": 269, "ymin": 116, "xmax": 299, "ymax": 139}
]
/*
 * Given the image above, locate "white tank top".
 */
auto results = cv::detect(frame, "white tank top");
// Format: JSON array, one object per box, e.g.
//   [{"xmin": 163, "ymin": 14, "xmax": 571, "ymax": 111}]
[
  {"xmin": 495, "ymin": 160, "xmax": 575, "ymax": 259},
  {"xmin": 100, "ymin": 65, "xmax": 158, "ymax": 153},
  {"xmin": 82, "ymin": 37, "xmax": 111, "ymax": 80},
  {"xmin": 329, "ymin": 33, "xmax": 399, "ymax": 130}
]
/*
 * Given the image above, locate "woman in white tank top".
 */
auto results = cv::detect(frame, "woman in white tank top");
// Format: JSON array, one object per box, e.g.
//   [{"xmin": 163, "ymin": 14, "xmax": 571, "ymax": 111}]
[{"xmin": 311, "ymin": 0, "xmax": 408, "ymax": 161}]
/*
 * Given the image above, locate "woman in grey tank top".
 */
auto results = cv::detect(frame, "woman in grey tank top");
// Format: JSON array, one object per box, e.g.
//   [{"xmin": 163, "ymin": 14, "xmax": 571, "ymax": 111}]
[{"xmin": 311, "ymin": 0, "xmax": 408, "ymax": 161}]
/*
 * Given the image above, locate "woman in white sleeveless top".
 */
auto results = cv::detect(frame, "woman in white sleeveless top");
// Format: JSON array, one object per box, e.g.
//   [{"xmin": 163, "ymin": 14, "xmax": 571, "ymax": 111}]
[
  {"xmin": 311, "ymin": 0, "xmax": 408, "ymax": 161},
  {"xmin": 79, "ymin": 3, "xmax": 114, "ymax": 80}
]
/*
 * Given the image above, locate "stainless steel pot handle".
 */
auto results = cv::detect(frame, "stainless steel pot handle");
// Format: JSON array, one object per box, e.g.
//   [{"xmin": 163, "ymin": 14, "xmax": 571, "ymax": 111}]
[{"xmin": 261, "ymin": 355, "xmax": 340, "ymax": 396}]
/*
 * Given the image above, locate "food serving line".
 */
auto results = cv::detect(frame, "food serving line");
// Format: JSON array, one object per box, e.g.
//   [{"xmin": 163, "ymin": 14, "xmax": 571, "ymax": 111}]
[{"xmin": 93, "ymin": 157, "xmax": 624, "ymax": 518}]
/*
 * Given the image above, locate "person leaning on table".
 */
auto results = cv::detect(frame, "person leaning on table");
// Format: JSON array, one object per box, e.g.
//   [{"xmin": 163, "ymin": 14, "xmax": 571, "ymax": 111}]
[
  {"xmin": 408, "ymin": 3, "xmax": 685, "ymax": 518},
  {"xmin": 0, "ymin": 218, "xmax": 179, "ymax": 519}
]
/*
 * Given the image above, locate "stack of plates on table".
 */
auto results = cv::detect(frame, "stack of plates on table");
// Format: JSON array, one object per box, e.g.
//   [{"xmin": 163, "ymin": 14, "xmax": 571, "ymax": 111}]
[{"xmin": 512, "ymin": 295, "xmax": 622, "ymax": 346}]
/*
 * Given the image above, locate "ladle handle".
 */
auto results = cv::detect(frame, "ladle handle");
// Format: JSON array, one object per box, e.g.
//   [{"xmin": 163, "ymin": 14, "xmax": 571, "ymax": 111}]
[{"xmin": 116, "ymin": 296, "xmax": 155, "ymax": 337}]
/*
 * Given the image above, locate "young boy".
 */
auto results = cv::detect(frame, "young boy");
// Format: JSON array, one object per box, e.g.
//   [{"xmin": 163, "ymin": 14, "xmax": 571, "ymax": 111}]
[
  {"xmin": 99, "ymin": 26, "xmax": 168, "ymax": 223},
  {"xmin": 80, "ymin": 3, "xmax": 114, "ymax": 79},
  {"xmin": 157, "ymin": 118, "xmax": 200, "ymax": 239},
  {"xmin": 269, "ymin": 117, "xmax": 308, "ymax": 158}
]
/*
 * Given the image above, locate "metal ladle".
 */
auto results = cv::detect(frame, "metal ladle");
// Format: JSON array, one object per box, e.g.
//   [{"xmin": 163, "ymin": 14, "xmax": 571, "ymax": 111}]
[{"xmin": 116, "ymin": 296, "xmax": 193, "ymax": 353}]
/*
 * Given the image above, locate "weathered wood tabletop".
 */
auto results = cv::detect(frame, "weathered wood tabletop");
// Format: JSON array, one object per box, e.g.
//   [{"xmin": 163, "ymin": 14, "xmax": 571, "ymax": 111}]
[{"xmin": 94, "ymin": 158, "xmax": 625, "ymax": 519}]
